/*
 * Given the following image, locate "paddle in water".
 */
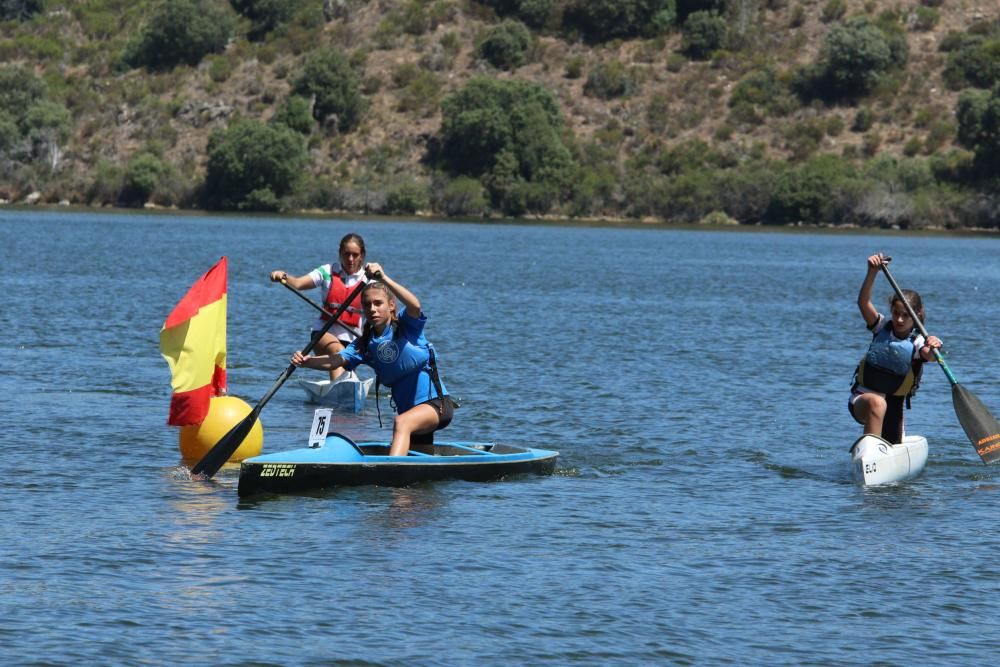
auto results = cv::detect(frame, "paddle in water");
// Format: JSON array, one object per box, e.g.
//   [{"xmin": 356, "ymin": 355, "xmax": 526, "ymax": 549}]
[
  {"xmin": 190, "ymin": 277, "xmax": 370, "ymax": 478},
  {"xmin": 881, "ymin": 260, "xmax": 1000, "ymax": 464}
]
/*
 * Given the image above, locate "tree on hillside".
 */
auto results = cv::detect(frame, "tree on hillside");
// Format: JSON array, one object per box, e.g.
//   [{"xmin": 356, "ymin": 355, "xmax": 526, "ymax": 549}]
[
  {"xmin": 438, "ymin": 77, "xmax": 575, "ymax": 215},
  {"xmin": 477, "ymin": 0, "xmax": 555, "ymax": 29},
  {"xmin": 563, "ymin": 0, "xmax": 676, "ymax": 41},
  {"xmin": 0, "ymin": 0, "xmax": 44, "ymax": 21},
  {"xmin": 203, "ymin": 120, "xmax": 308, "ymax": 210},
  {"xmin": 230, "ymin": 0, "xmax": 296, "ymax": 40},
  {"xmin": 0, "ymin": 66, "xmax": 70, "ymax": 169},
  {"xmin": 293, "ymin": 47, "xmax": 364, "ymax": 133},
  {"xmin": 795, "ymin": 16, "xmax": 908, "ymax": 101},
  {"xmin": 478, "ymin": 19, "xmax": 533, "ymax": 70},
  {"xmin": 121, "ymin": 0, "xmax": 235, "ymax": 71},
  {"xmin": 956, "ymin": 86, "xmax": 1000, "ymax": 171},
  {"xmin": 681, "ymin": 10, "xmax": 727, "ymax": 59},
  {"xmin": 0, "ymin": 65, "xmax": 46, "ymax": 119}
]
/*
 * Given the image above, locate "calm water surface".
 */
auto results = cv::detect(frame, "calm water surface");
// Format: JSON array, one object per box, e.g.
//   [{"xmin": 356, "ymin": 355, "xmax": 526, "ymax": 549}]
[{"xmin": 2, "ymin": 210, "xmax": 1000, "ymax": 665}]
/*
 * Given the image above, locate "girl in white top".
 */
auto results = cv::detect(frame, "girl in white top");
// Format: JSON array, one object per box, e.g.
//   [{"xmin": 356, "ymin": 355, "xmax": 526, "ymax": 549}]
[{"xmin": 270, "ymin": 232, "xmax": 367, "ymax": 381}]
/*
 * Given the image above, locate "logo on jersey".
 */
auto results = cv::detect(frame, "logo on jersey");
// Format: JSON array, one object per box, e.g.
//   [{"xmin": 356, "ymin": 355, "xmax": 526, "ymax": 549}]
[{"xmin": 376, "ymin": 340, "xmax": 400, "ymax": 364}]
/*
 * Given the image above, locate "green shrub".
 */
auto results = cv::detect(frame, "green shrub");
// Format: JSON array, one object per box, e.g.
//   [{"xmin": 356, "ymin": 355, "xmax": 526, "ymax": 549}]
[
  {"xmin": 564, "ymin": 56, "xmax": 585, "ymax": 79},
  {"xmin": 783, "ymin": 118, "xmax": 825, "ymax": 161},
  {"xmin": 293, "ymin": 47, "xmax": 365, "ymax": 132},
  {"xmin": 87, "ymin": 159, "xmax": 125, "ymax": 206},
  {"xmin": 122, "ymin": 0, "xmax": 234, "ymax": 71},
  {"xmin": 655, "ymin": 138, "xmax": 724, "ymax": 175},
  {"xmin": 121, "ymin": 152, "xmax": 164, "ymax": 207},
  {"xmin": 767, "ymin": 154, "xmax": 858, "ymax": 224},
  {"xmin": 563, "ymin": 0, "xmax": 677, "ymax": 42},
  {"xmin": 207, "ymin": 55, "xmax": 233, "ymax": 83},
  {"xmin": 0, "ymin": 111, "xmax": 18, "ymax": 152},
  {"xmin": 821, "ymin": 0, "xmax": 846, "ymax": 23},
  {"xmin": 433, "ymin": 176, "xmax": 487, "ymax": 217},
  {"xmin": 863, "ymin": 154, "xmax": 935, "ymax": 192},
  {"xmin": 942, "ymin": 36, "xmax": 1000, "ymax": 90},
  {"xmin": 386, "ymin": 181, "xmax": 430, "ymax": 214},
  {"xmin": 478, "ymin": 0, "xmax": 554, "ymax": 29},
  {"xmin": 271, "ymin": 95, "xmax": 314, "ymax": 135},
  {"xmin": 0, "ymin": 0, "xmax": 44, "ymax": 21},
  {"xmin": 583, "ymin": 61, "xmax": 638, "ymax": 99},
  {"xmin": 682, "ymin": 10, "xmax": 726, "ymax": 59},
  {"xmin": 478, "ymin": 19, "xmax": 532, "ymax": 70},
  {"xmin": 852, "ymin": 108, "xmax": 876, "ymax": 132},
  {"xmin": 397, "ymin": 70, "xmax": 442, "ymax": 117},
  {"xmin": 566, "ymin": 163, "xmax": 617, "ymax": 217},
  {"xmin": 204, "ymin": 119, "xmax": 308, "ymax": 210},
  {"xmin": 646, "ymin": 92, "xmax": 672, "ymax": 133},
  {"xmin": 956, "ymin": 87, "xmax": 1000, "ymax": 166},
  {"xmin": 0, "ymin": 65, "xmax": 46, "ymax": 119},
  {"xmin": 728, "ymin": 67, "xmax": 798, "ymax": 120},
  {"xmin": 862, "ymin": 131, "xmax": 882, "ymax": 157},
  {"xmin": 911, "ymin": 7, "xmax": 938, "ymax": 32},
  {"xmin": 13, "ymin": 34, "xmax": 63, "ymax": 61},
  {"xmin": 21, "ymin": 100, "xmax": 71, "ymax": 145},
  {"xmin": 231, "ymin": 0, "xmax": 296, "ymax": 39},
  {"xmin": 903, "ymin": 137, "xmax": 922, "ymax": 157},
  {"xmin": 923, "ymin": 121, "xmax": 952, "ymax": 154},
  {"xmin": 795, "ymin": 16, "xmax": 909, "ymax": 100}
]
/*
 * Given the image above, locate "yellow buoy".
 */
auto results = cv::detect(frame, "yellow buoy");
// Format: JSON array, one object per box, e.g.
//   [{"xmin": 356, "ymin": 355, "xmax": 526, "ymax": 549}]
[{"xmin": 178, "ymin": 395, "xmax": 263, "ymax": 463}]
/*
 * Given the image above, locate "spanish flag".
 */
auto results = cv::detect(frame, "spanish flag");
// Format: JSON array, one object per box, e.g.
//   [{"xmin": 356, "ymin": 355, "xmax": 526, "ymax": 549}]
[{"xmin": 160, "ymin": 257, "xmax": 228, "ymax": 426}]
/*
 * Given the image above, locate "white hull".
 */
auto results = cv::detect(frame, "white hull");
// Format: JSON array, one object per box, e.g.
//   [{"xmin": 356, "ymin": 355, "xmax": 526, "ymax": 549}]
[
  {"xmin": 296, "ymin": 371, "xmax": 373, "ymax": 413},
  {"xmin": 850, "ymin": 434, "xmax": 928, "ymax": 486}
]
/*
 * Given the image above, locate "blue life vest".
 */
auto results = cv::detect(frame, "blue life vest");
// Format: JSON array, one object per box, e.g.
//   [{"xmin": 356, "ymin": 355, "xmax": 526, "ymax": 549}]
[{"xmin": 855, "ymin": 320, "xmax": 921, "ymax": 397}]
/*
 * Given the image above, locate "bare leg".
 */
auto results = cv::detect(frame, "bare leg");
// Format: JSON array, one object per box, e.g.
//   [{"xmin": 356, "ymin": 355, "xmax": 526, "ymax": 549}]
[
  {"xmin": 853, "ymin": 393, "xmax": 888, "ymax": 438},
  {"xmin": 389, "ymin": 403, "xmax": 441, "ymax": 456},
  {"xmin": 316, "ymin": 333, "xmax": 346, "ymax": 381}
]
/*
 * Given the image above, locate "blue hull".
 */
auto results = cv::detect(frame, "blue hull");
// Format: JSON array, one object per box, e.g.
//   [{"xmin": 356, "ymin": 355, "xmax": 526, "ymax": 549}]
[{"xmin": 237, "ymin": 432, "xmax": 559, "ymax": 497}]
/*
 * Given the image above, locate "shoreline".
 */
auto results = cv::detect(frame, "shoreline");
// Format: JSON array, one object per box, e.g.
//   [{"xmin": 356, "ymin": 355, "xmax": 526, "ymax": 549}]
[{"xmin": 2, "ymin": 202, "xmax": 998, "ymax": 237}]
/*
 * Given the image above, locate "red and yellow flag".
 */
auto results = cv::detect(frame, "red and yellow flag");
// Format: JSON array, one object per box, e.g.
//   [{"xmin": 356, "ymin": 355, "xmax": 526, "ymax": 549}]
[{"xmin": 160, "ymin": 257, "xmax": 228, "ymax": 426}]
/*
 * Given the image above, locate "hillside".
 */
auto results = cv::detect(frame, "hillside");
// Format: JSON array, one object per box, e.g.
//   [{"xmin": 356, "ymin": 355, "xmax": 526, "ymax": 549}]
[{"xmin": 0, "ymin": 0, "xmax": 998, "ymax": 227}]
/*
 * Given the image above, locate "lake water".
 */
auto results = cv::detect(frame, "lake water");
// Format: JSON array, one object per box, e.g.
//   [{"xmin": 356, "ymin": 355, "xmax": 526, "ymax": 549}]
[{"xmin": 2, "ymin": 209, "xmax": 1000, "ymax": 665}]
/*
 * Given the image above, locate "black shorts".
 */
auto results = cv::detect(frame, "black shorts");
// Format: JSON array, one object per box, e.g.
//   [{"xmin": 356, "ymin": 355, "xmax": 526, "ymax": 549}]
[{"xmin": 411, "ymin": 397, "xmax": 455, "ymax": 446}]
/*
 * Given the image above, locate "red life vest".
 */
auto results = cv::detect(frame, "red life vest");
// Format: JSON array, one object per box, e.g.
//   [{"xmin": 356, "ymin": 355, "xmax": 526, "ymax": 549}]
[{"xmin": 322, "ymin": 272, "xmax": 362, "ymax": 328}]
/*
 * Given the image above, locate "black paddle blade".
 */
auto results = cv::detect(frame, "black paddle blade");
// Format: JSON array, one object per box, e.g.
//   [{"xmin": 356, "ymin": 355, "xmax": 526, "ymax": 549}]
[
  {"xmin": 190, "ymin": 410, "xmax": 261, "ymax": 478},
  {"xmin": 952, "ymin": 384, "xmax": 1000, "ymax": 464}
]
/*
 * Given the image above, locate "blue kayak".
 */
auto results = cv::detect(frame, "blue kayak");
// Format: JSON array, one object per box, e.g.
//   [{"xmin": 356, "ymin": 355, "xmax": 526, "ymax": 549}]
[{"xmin": 237, "ymin": 432, "xmax": 559, "ymax": 497}]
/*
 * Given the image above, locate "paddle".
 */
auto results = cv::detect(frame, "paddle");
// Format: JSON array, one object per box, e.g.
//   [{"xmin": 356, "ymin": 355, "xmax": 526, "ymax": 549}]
[
  {"xmin": 880, "ymin": 260, "xmax": 1000, "ymax": 464},
  {"xmin": 190, "ymin": 277, "xmax": 369, "ymax": 478},
  {"xmin": 279, "ymin": 279, "xmax": 361, "ymax": 336}
]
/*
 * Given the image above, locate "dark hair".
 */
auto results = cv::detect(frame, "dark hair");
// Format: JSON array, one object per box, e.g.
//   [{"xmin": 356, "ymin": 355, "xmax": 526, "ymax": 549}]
[
  {"xmin": 339, "ymin": 233, "xmax": 365, "ymax": 257},
  {"xmin": 890, "ymin": 289, "xmax": 925, "ymax": 323}
]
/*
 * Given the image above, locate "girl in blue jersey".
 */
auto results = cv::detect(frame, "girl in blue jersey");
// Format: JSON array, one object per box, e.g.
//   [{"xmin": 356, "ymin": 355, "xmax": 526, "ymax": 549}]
[
  {"xmin": 292, "ymin": 263, "xmax": 454, "ymax": 456},
  {"xmin": 270, "ymin": 232, "xmax": 367, "ymax": 381},
  {"xmin": 849, "ymin": 253, "xmax": 942, "ymax": 443}
]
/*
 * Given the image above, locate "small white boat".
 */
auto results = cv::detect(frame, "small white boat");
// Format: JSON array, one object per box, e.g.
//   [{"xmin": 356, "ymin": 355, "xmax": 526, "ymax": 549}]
[
  {"xmin": 850, "ymin": 434, "xmax": 928, "ymax": 486},
  {"xmin": 296, "ymin": 371, "xmax": 374, "ymax": 413}
]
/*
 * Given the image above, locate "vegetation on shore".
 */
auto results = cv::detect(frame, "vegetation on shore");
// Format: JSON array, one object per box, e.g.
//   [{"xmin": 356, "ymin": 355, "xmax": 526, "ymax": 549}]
[{"xmin": 0, "ymin": 0, "xmax": 998, "ymax": 229}]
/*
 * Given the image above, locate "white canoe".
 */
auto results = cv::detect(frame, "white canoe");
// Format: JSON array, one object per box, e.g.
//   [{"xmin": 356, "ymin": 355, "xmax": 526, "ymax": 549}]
[
  {"xmin": 850, "ymin": 434, "xmax": 928, "ymax": 486},
  {"xmin": 296, "ymin": 371, "xmax": 374, "ymax": 413}
]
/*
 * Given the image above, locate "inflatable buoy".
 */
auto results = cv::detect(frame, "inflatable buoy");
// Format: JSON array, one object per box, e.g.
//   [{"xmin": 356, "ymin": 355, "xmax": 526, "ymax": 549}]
[{"xmin": 178, "ymin": 395, "xmax": 263, "ymax": 463}]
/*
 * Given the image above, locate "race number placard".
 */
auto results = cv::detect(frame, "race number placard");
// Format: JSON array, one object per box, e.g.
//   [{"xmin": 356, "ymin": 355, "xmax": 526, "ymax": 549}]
[{"xmin": 308, "ymin": 408, "xmax": 334, "ymax": 448}]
